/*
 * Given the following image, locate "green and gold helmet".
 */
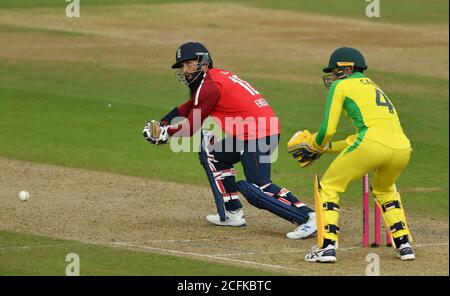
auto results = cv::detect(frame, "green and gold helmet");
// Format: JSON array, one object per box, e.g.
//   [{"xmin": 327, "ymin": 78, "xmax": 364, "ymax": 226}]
[
  {"xmin": 322, "ymin": 47, "xmax": 367, "ymax": 88},
  {"xmin": 323, "ymin": 47, "xmax": 367, "ymax": 73}
]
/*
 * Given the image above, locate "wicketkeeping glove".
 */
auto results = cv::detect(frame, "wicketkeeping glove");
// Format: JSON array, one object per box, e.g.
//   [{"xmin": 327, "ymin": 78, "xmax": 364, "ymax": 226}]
[
  {"xmin": 143, "ymin": 120, "xmax": 169, "ymax": 145},
  {"xmin": 287, "ymin": 130, "xmax": 329, "ymax": 168}
]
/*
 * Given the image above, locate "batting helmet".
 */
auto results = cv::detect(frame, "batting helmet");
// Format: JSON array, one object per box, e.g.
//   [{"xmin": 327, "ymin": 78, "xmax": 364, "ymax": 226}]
[
  {"xmin": 323, "ymin": 47, "xmax": 367, "ymax": 73},
  {"xmin": 171, "ymin": 41, "xmax": 213, "ymax": 69}
]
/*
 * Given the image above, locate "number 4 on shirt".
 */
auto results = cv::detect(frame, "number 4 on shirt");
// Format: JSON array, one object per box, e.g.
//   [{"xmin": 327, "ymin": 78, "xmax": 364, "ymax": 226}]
[{"xmin": 375, "ymin": 88, "xmax": 394, "ymax": 114}]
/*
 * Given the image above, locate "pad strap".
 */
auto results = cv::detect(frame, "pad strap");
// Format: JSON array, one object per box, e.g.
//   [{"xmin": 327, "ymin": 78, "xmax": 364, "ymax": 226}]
[
  {"xmin": 381, "ymin": 200, "xmax": 401, "ymax": 212},
  {"xmin": 325, "ymin": 224, "xmax": 340, "ymax": 234},
  {"xmin": 277, "ymin": 188, "xmax": 291, "ymax": 197},
  {"xmin": 390, "ymin": 221, "xmax": 406, "ymax": 234},
  {"xmin": 223, "ymin": 192, "xmax": 240, "ymax": 202},
  {"xmin": 212, "ymin": 168, "xmax": 236, "ymax": 180},
  {"xmin": 323, "ymin": 202, "xmax": 340, "ymax": 212}
]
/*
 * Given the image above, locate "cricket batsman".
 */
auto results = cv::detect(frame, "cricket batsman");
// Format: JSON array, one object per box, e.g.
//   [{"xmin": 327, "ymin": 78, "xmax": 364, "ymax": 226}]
[
  {"xmin": 143, "ymin": 41, "xmax": 316, "ymax": 239},
  {"xmin": 287, "ymin": 47, "xmax": 415, "ymax": 262}
]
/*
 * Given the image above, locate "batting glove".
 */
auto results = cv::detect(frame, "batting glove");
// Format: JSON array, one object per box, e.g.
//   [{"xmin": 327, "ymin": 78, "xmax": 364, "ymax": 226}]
[{"xmin": 143, "ymin": 120, "xmax": 169, "ymax": 145}]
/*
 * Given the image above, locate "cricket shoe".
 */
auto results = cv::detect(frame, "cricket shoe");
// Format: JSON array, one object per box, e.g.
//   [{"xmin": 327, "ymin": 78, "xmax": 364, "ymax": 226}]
[
  {"xmin": 286, "ymin": 212, "xmax": 317, "ymax": 239},
  {"xmin": 397, "ymin": 242, "xmax": 415, "ymax": 261},
  {"xmin": 206, "ymin": 209, "xmax": 246, "ymax": 227},
  {"xmin": 304, "ymin": 244, "xmax": 337, "ymax": 263}
]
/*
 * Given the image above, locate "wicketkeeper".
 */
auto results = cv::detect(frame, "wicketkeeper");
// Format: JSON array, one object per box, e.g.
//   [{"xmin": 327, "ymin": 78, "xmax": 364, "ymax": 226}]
[
  {"xmin": 287, "ymin": 47, "xmax": 415, "ymax": 262},
  {"xmin": 143, "ymin": 41, "xmax": 316, "ymax": 239}
]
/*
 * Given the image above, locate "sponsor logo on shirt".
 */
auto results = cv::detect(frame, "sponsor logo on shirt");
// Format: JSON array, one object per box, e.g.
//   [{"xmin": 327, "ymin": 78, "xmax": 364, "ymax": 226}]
[{"xmin": 254, "ymin": 98, "xmax": 269, "ymax": 108}]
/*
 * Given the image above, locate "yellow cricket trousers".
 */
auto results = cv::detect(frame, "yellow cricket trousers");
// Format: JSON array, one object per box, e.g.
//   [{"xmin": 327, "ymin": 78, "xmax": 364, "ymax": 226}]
[{"xmin": 320, "ymin": 138, "xmax": 412, "ymax": 242}]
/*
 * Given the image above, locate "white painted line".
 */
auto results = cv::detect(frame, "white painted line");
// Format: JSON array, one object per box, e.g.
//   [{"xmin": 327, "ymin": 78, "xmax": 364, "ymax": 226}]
[
  {"xmin": 146, "ymin": 238, "xmax": 226, "ymax": 243},
  {"xmin": 107, "ymin": 241, "xmax": 449, "ymax": 260},
  {"xmin": 192, "ymin": 241, "xmax": 450, "ymax": 257},
  {"xmin": 216, "ymin": 246, "xmax": 364, "ymax": 256},
  {"xmin": 214, "ymin": 251, "xmax": 258, "ymax": 256},
  {"xmin": 340, "ymin": 246, "xmax": 358, "ymax": 251},
  {"xmin": 213, "ymin": 242, "xmax": 450, "ymax": 257},
  {"xmin": 215, "ymin": 249, "xmax": 305, "ymax": 257},
  {"xmin": 121, "ymin": 237, "xmax": 251, "ymax": 244},
  {"xmin": 110, "ymin": 242, "xmax": 300, "ymax": 272}
]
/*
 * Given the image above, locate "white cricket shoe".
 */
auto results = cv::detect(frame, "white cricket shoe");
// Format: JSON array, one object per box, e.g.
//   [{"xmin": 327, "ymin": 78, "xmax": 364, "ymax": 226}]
[
  {"xmin": 304, "ymin": 243, "xmax": 337, "ymax": 263},
  {"xmin": 286, "ymin": 212, "xmax": 317, "ymax": 239},
  {"xmin": 206, "ymin": 209, "xmax": 246, "ymax": 227},
  {"xmin": 397, "ymin": 242, "xmax": 415, "ymax": 261}
]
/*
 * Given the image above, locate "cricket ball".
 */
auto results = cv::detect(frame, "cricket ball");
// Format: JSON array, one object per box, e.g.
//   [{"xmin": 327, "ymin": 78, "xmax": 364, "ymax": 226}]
[{"xmin": 19, "ymin": 191, "xmax": 30, "ymax": 202}]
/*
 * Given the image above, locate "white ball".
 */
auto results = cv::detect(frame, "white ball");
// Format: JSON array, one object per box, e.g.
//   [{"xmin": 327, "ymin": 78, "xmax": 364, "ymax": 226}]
[{"xmin": 19, "ymin": 191, "xmax": 30, "ymax": 201}]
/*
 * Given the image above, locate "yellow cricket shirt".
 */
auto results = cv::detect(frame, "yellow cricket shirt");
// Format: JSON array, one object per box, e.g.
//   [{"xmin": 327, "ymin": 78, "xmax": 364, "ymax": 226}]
[{"xmin": 315, "ymin": 72, "xmax": 410, "ymax": 151}]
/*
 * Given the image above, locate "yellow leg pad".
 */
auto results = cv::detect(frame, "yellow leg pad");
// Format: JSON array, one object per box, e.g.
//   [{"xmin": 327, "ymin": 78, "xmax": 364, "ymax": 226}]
[
  {"xmin": 397, "ymin": 192, "xmax": 413, "ymax": 243},
  {"xmin": 323, "ymin": 211, "xmax": 339, "ymax": 242},
  {"xmin": 374, "ymin": 200, "xmax": 397, "ymax": 250},
  {"xmin": 313, "ymin": 175, "xmax": 325, "ymax": 248},
  {"xmin": 374, "ymin": 193, "xmax": 413, "ymax": 248},
  {"xmin": 314, "ymin": 175, "xmax": 341, "ymax": 246}
]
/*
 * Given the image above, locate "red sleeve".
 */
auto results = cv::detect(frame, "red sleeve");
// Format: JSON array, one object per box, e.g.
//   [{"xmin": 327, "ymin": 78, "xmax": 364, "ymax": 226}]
[
  {"xmin": 177, "ymin": 99, "xmax": 193, "ymax": 117},
  {"xmin": 160, "ymin": 99, "xmax": 193, "ymax": 126},
  {"xmin": 168, "ymin": 82, "xmax": 220, "ymax": 137}
]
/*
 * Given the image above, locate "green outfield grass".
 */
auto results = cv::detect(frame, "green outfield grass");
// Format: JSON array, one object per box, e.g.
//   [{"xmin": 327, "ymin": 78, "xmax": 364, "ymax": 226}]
[
  {"xmin": 0, "ymin": 0, "xmax": 448, "ymax": 24},
  {"xmin": 0, "ymin": 230, "xmax": 283, "ymax": 275}
]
